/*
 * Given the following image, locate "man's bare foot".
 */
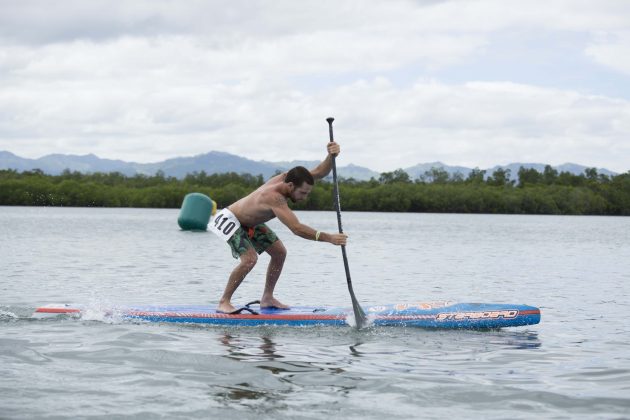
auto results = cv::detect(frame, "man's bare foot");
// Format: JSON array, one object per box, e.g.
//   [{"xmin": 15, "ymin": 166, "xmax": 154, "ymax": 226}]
[
  {"xmin": 260, "ymin": 296, "xmax": 290, "ymax": 309},
  {"xmin": 217, "ymin": 301, "xmax": 237, "ymax": 313}
]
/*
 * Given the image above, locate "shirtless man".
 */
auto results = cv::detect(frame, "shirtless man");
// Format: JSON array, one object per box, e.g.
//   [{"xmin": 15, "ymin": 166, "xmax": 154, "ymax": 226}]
[{"xmin": 212, "ymin": 141, "xmax": 347, "ymax": 313}]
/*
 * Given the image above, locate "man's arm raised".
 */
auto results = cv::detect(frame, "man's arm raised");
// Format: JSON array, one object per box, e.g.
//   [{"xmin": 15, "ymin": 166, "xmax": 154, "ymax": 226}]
[
  {"xmin": 309, "ymin": 141, "xmax": 340, "ymax": 180},
  {"xmin": 272, "ymin": 198, "xmax": 347, "ymax": 245}
]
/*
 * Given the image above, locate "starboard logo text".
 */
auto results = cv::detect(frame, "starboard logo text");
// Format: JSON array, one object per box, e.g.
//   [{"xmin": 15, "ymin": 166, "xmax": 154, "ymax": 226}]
[{"xmin": 436, "ymin": 310, "xmax": 519, "ymax": 321}]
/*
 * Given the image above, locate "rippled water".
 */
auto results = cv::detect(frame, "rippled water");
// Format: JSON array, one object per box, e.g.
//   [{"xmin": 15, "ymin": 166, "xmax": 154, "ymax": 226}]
[{"xmin": 1, "ymin": 207, "xmax": 629, "ymax": 419}]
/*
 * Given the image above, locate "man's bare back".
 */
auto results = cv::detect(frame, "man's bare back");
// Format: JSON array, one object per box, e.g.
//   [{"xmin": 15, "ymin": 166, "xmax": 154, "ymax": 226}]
[{"xmin": 228, "ymin": 174, "xmax": 286, "ymax": 227}]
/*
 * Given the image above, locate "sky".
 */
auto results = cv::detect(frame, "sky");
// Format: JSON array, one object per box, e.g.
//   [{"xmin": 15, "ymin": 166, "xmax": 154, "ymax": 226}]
[{"xmin": 1, "ymin": 0, "xmax": 629, "ymax": 173}]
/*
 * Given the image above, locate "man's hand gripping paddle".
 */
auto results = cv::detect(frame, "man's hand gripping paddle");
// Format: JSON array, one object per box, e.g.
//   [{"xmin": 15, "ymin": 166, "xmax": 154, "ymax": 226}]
[{"xmin": 326, "ymin": 117, "xmax": 367, "ymax": 329}]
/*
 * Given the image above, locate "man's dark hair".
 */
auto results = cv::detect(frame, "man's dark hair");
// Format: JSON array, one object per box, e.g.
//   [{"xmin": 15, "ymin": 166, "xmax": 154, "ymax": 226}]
[{"xmin": 285, "ymin": 166, "xmax": 314, "ymax": 187}]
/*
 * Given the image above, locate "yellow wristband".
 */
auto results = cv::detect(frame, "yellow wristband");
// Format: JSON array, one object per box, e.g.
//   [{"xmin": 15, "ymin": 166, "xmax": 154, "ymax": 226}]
[{"xmin": 315, "ymin": 231, "xmax": 321, "ymax": 241}]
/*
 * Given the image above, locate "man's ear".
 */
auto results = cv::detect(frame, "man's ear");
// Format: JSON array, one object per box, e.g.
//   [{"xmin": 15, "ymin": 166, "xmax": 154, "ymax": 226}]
[{"xmin": 287, "ymin": 182, "xmax": 295, "ymax": 192}]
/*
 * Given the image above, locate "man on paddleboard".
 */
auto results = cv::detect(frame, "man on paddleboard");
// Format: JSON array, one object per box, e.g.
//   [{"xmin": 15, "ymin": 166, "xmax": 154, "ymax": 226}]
[{"xmin": 211, "ymin": 141, "xmax": 347, "ymax": 314}]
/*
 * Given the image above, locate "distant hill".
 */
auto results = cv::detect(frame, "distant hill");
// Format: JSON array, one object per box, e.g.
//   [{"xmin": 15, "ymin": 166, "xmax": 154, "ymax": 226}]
[
  {"xmin": 134, "ymin": 151, "xmax": 281, "ymax": 179},
  {"xmin": 0, "ymin": 151, "xmax": 138, "ymax": 176},
  {"xmin": 0, "ymin": 150, "xmax": 618, "ymax": 181},
  {"xmin": 38, "ymin": 153, "xmax": 137, "ymax": 176},
  {"xmin": 404, "ymin": 162, "xmax": 476, "ymax": 179},
  {"xmin": 0, "ymin": 150, "xmax": 379, "ymax": 180}
]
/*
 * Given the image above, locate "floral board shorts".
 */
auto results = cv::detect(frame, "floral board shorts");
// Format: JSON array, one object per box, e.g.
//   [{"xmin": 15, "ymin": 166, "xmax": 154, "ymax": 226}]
[{"xmin": 227, "ymin": 223, "xmax": 279, "ymax": 259}]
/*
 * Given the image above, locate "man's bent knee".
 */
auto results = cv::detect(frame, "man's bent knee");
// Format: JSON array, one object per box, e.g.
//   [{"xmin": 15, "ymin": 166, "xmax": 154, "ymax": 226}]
[
  {"xmin": 239, "ymin": 250, "xmax": 258, "ymax": 269},
  {"xmin": 267, "ymin": 241, "xmax": 287, "ymax": 261}
]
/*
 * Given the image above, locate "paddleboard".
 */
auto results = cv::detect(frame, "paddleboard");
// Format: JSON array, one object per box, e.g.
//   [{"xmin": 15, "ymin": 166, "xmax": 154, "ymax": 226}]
[{"xmin": 33, "ymin": 300, "xmax": 540, "ymax": 329}]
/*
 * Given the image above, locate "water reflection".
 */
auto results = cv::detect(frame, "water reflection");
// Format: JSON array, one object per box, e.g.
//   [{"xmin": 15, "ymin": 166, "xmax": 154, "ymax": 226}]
[
  {"xmin": 217, "ymin": 383, "xmax": 278, "ymax": 403},
  {"xmin": 208, "ymin": 327, "xmax": 543, "ymax": 412},
  {"xmin": 217, "ymin": 331, "xmax": 372, "ymax": 364},
  {"xmin": 490, "ymin": 330, "xmax": 541, "ymax": 350},
  {"xmin": 348, "ymin": 342, "xmax": 366, "ymax": 357},
  {"xmin": 213, "ymin": 331, "xmax": 365, "ymax": 404},
  {"xmin": 219, "ymin": 333, "xmax": 283, "ymax": 361}
]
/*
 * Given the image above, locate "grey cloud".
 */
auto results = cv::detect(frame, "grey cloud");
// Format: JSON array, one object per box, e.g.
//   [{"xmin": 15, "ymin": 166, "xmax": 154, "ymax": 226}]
[
  {"xmin": 0, "ymin": 0, "xmax": 267, "ymax": 44},
  {"xmin": 1, "ymin": 1, "xmax": 629, "ymax": 173}
]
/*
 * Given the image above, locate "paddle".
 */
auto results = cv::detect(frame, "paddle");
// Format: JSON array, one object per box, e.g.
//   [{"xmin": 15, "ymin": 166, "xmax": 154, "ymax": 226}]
[{"xmin": 326, "ymin": 117, "xmax": 367, "ymax": 329}]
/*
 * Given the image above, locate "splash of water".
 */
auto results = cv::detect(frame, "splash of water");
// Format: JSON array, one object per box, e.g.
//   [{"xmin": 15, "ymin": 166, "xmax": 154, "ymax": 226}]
[
  {"xmin": 345, "ymin": 312, "xmax": 375, "ymax": 329},
  {"xmin": 0, "ymin": 309, "xmax": 19, "ymax": 321}
]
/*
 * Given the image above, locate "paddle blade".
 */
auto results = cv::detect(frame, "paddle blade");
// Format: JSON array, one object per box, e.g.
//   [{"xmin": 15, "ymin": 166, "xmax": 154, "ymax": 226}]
[{"xmin": 350, "ymin": 293, "xmax": 367, "ymax": 329}]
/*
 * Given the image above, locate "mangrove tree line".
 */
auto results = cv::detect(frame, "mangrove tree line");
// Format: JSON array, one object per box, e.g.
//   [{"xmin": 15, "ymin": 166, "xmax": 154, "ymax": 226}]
[{"xmin": 1, "ymin": 166, "xmax": 629, "ymax": 215}]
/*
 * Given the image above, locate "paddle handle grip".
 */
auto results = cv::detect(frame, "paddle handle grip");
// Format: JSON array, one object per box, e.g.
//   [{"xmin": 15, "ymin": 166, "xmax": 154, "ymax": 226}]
[{"xmin": 326, "ymin": 117, "xmax": 344, "ymax": 234}]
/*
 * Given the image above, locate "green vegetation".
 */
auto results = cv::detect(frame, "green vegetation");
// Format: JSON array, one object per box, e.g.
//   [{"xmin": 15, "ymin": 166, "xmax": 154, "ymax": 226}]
[{"xmin": 1, "ymin": 166, "xmax": 629, "ymax": 215}]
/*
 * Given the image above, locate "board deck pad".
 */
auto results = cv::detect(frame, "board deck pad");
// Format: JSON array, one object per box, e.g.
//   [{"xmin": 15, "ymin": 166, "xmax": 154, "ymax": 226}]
[{"xmin": 33, "ymin": 301, "xmax": 541, "ymax": 329}]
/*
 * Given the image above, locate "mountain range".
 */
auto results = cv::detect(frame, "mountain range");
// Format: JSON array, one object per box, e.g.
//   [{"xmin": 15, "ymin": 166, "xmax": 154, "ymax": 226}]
[{"xmin": 0, "ymin": 150, "xmax": 618, "ymax": 181}]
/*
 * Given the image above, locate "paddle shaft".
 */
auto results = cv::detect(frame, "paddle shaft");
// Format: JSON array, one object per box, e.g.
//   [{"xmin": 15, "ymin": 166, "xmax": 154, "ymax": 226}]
[{"xmin": 326, "ymin": 117, "xmax": 367, "ymax": 329}]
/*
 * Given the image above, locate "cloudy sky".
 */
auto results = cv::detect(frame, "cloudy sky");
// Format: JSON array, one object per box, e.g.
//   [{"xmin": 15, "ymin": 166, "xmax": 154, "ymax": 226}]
[{"xmin": 1, "ymin": 0, "xmax": 629, "ymax": 172}]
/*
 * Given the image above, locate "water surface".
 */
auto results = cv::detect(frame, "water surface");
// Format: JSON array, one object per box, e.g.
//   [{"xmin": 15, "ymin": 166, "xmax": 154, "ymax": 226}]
[{"xmin": 1, "ymin": 207, "xmax": 629, "ymax": 418}]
